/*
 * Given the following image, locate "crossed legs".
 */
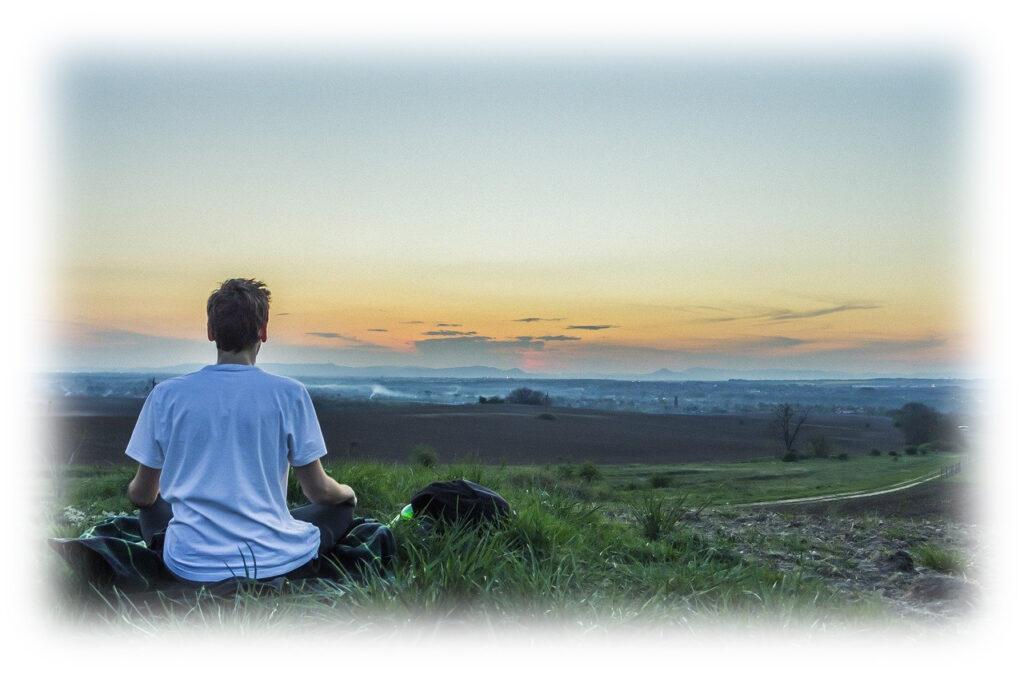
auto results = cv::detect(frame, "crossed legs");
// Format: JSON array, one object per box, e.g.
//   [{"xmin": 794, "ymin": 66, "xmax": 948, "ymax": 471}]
[{"xmin": 137, "ymin": 495, "xmax": 355, "ymax": 554}]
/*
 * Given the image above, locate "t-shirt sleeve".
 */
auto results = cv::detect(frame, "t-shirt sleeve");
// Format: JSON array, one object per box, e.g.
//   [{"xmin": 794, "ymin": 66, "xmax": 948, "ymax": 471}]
[
  {"xmin": 125, "ymin": 389, "xmax": 165, "ymax": 469},
  {"xmin": 287, "ymin": 386, "xmax": 328, "ymax": 466}
]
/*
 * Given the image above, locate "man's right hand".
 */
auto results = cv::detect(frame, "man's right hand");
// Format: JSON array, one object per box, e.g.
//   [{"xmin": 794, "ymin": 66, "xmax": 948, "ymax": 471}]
[{"xmin": 294, "ymin": 460, "xmax": 358, "ymax": 507}]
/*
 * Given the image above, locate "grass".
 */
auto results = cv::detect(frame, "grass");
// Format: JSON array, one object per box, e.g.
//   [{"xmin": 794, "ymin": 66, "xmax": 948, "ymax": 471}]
[
  {"xmin": 627, "ymin": 494, "xmax": 686, "ymax": 541},
  {"xmin": 913, "ymin": 543, "xmax": 966, "ymax": 574},
  {"xmin": 46, "ymin": 453, "xmax": 958, "ymax": 631},
  {"xmin": 601, "ymin": 453, "xmax": 957, "ymax": 506}
]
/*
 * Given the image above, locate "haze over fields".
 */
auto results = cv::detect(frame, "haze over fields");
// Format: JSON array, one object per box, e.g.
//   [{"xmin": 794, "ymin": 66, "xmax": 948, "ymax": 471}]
[{"xmin": 50, "ymin": 56, "xmax": 965, "ymax": 378}]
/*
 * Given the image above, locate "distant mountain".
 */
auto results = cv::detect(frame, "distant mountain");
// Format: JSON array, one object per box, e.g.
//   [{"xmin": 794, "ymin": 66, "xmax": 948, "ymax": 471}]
[
  {"xmin": 638, "ymin": 367, "xmax": 866, "ymax": 381},
  {"xmin": 55, "ymin": 363, "xmax": 968, "ymax": 382},
  {"xmin": 116, "ymin": 363, "xmax": 535, "ymax": 379}
]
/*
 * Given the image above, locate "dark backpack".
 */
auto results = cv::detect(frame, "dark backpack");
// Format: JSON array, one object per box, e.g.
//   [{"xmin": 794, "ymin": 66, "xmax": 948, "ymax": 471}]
[{"xmin": 410, "ymin": 479, "xmax": 511, "ymax": 525}]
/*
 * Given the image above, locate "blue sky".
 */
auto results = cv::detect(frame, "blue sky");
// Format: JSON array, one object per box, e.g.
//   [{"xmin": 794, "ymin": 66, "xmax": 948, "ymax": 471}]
[{"xmin": 50, "ymin": 54, "xmax": 966, "ymax": 375}]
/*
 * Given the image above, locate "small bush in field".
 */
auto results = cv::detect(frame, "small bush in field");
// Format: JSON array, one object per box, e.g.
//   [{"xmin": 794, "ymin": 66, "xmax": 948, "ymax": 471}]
[
  {"xmin": 905, "ymin": 445, "xmax": 919, "ymax": 455},
  {"xmin": 888, "ymin": 450, "xmax": 900, "ymax": 459},
  {"xmin": 914, "ymin": 543, "xmax": 965, "ymax": 574},
  {"xmin": 649, "ymin": 473, "xmax": 672, "ymax": 488},
  {"xmin": 782, "ymin": 449, "xmax": 798, "ymax": 462},
  {"xmin": 870, "ymin": 449, "xmax": 881, "ymax": 456},
  {"xmin": 409, "ymin": 444, "xmax": 438, "ymax": 468},
  {"xmin": 578, "ymin": 461, "xmax": 602, "ymax": 483},
  {"xmin": 837, "ymin": 452, "xmax": 849, "ymax": 461},
  {"xmin": 555, "ymin": 463, "xmax": 575, "ymax": 480},
  {"xmin": 506, "ymin": 387, "xmax": 551, "ymax": 406},
  {"xmin": 628, "ymin": 494, "xmax": 685, "ymax": 541}
]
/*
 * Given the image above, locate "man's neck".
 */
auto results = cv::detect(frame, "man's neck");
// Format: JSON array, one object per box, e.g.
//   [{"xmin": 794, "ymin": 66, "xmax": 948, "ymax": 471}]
[{"xmin": 216, "ymin": 346, "xmax": 259, "ymax": 366}]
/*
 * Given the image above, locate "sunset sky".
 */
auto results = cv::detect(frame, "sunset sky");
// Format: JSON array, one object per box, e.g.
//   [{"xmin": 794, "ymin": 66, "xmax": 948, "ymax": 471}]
[{"xmin": 49, "ymin": 55, "xmax": 966, "ymax": 376}]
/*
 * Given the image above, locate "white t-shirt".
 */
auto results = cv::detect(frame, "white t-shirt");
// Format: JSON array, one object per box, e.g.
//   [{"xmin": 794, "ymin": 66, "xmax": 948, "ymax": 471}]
[{"xmin": 125, "ymin": 364, "xmax": 328, "ymax": 583}]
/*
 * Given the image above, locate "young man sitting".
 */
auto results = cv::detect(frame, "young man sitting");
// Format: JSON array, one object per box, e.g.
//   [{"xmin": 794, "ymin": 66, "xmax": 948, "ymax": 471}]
[{"xmin": 125, "ymin": 278, "xmax": 357, "ymax": 583}]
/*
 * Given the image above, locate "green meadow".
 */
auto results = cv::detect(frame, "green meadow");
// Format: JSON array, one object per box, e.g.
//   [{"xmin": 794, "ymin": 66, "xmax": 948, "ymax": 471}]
[{"xmin": 47, "ymin": 452, "xmax": 960, "ymax": 632}]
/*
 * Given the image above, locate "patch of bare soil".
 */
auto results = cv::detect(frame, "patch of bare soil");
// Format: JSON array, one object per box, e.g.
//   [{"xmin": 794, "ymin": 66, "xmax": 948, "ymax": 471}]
[{"xmin": 684, "ymin": 507, "xmax": 981, "ymax": 622}]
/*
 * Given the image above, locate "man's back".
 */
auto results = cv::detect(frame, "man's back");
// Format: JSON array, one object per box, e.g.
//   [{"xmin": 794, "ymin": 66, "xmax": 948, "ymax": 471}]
[{"xmin": 126, "ymin": 364, "xmax": 328, "ymax": 582}]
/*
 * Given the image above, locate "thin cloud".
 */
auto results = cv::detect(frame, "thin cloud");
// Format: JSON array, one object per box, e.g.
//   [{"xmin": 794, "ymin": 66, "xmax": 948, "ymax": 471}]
[
  {"xmin": 402, "ymin": 320, "xmax": 424, "ymax": 324},
  {"xmin": 366, "ymin": 328, "xmax": 388, "ymax": 332},
  {"xmin": 742, "ymin": 336, "xmax": 811, "ymax": 349},
  {"xmin": 675, "ymin": 305, "xmax": 728, "ymax": 313},
  {"xmin": 275, "ymin": 312, "xmax": 291, "ymax": 316},
  {"xmin": 415, "ymin": 335, "xmax": 544, "ymax": 355},
  {"xmin": 423, "ymin": 330, "xmax": 478, "ymax": 337},
  {"xmin": 841, "ymin": 335, "xmax": 947, "ymax": 353},
  {"xmin": 566, "ymin": 324, "xmax": 617, "ymax": 331},
  {"xmin": 436, "ymin": 322, "xmax": 462, "ymax": 327},
  {"xmin": 513, "ymin": 317, "xmax": 566, "ymax": 323},
  {"xmin": 705, "ymin": 303, "xmax": 881, "ymax": 324},
  {"xmin": 305, "ymin": 332, "xmax": 363, "ymax": 343},
  {"xmin": 769, "ymin": 304, "xmax": 881, "ymax": 321},
  {"xmin": 514, "ymin": 335, "xmax": 579, "ymax": 342}
]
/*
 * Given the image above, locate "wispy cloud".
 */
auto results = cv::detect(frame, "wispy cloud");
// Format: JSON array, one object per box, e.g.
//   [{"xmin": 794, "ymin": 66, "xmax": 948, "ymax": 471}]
[
  {"xmin": 402, "ymin": 320, "xmax": 424, "ymax": 324},
  {"xmin": 305, "ymin": 332, "xmax": 363, "ymax": 343},
  {"xmin": 423, "ymin": 330, "xmax": 477, "ymax": 337},
  {"xmin": 516, "ymin": 335, "xmax": 581, "ymax": 342},
  {"xmin": 366, "ymin": 328, "xmax": 388, "ymax": 332},
  {"xmin": 513, "ymin": 317, "xmax": 565, "ymax": 323},
  {"xmin": 675, "ymin": 305, "xmax": 729, "ymax": 313},
  {"xmin": 705, "ymin": 303, "xmax": 881, "ymax": 324},
  {"xmin": 414, "ymin": 335, "xmax": 544, "ymax": 361},
  {"xmin": 436, "ymin": 322, "xmax": 462, "ymax": 327},
  {"xmin": 732, "ymin": 336, "xmax": 811, "ymax": 350},
  {"xmin": 275, "ymin": 312, "xmax": 291, "ymax": 316},
  {"xmin": 769, "ymin": 304, "xmax": 881, "ymax": 321},
  {"xmin": 566, "ymin": 324, "xmax": 617, "ymax": 331}
]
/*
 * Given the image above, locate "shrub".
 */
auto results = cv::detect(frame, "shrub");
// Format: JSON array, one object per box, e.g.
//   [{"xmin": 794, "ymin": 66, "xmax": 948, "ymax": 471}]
[
  {"xmin": 837, "ymin": 452, "xmax": 849, "ymax": 461},
  {"xmin": 578, "ymin": 461, "xmax": 602, "ymax": 483},
  {"xmin": 914, "ymin": 543, "xmax": 965, "ymax": 574},
  {"xmin": 891, "ymin": 402, "xmax": 956, "ymax": 446},
  {"xmin": 782, "ymin": 449, "xmax": 799, "ymax": 462},
  {"xmin": 870, "ymin": 448, "xmax": 881, "ymax": 456},
  {"xmin": 506, "ymin": 387, "xmax": 551, "ymax": 406},
  {"xmin": 904, "ymin": 445, "xmax": 919, "ymax": 455},
  {"xmin": 888, "ymin": 450, "xmax": 899, "ymax": 459},
  {"xmin": 627, "ymin": 494, "xmax": 686, "ymax": 541},
  {"xmin": 808, "ymin": 435, "xmax": 831, "ymax": 459},
  {"xmin": 478, "ymin": 395, "xmax": 504, "ymax": 404},
  {"xmin": 917, "ymin": 444, "xmax": 929, "ymax": 454},
  {"xmin": 649, "ymin": 473, "xmax": 672, "ymax": 488},
  {"xmin": 555, "ymin": 463, "xmax": 575, "ymax": 480},
  {"xmin": 409, "ymin": 444, "xmax": 438, "ymax": 468}
]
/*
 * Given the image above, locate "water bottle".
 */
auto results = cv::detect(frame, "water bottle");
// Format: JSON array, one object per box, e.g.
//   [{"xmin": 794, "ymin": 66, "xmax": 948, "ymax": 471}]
[{"xmin": 390, "ymin": 503, "xmax": 415, "ymax": 526}]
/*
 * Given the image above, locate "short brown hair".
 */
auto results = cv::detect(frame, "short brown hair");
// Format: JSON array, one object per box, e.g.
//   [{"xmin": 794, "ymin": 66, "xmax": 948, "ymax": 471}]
[{"xmin": 206, "ymin": 278, "xmax": 271, "ymax": 352}]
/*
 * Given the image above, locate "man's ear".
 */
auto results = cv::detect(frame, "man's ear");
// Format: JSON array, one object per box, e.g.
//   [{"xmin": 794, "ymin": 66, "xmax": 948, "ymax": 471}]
[
  {"xmin": 259, "ymin": 322, "xmax": 268, "ymax": 343},
  {"xmin": 207, "ymin": 323, "xmax": 215, "ymax": 342}
]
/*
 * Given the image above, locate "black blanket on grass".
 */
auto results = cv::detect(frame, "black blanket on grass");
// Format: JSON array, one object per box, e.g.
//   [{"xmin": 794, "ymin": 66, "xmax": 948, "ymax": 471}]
[{"xmin": 49, "ymin": 515, "xmax": 395, "ymax": 596}]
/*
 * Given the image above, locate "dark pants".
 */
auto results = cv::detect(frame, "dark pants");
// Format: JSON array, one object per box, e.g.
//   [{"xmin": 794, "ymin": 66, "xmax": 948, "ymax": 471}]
[{"xmin": 139, "ymin": 496, "xmax": 355, "ymax": 572}]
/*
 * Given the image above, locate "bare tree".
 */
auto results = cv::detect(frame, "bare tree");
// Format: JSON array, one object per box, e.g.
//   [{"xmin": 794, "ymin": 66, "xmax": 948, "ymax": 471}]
[{"xmin": 772, "ymin": 403, "xmax": 811, "ymax": 458}]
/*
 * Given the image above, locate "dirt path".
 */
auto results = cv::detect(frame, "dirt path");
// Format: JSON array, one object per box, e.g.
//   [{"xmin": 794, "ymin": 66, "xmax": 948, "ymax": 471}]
[{"xmin": 735, "ymin": 468, "xmax": 948, "ymax": 508}]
